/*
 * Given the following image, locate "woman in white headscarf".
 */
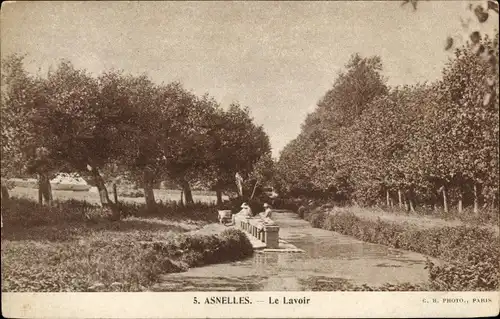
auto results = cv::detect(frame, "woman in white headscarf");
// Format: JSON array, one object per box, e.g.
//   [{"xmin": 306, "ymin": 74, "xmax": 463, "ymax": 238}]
[
  {"xmin": 232, "ymin": 202, "xmax": 253, "ymax": 225},
  {"xmin": 238, "ymin": 202, "xmax": 253, "ymax": 217}
]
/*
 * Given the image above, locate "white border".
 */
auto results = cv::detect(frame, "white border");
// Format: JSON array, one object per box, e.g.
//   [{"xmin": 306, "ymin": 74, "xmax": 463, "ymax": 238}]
[{"xmin": 2, "ymin": 291, "xmax": 500, "ymax": 318}]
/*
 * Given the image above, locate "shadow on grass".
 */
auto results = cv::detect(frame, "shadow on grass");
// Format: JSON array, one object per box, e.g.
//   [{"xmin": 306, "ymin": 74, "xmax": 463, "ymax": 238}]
[
  {"xmin": 89, "ymin": 218, "xmax": 193, "ymax": 233},
  {"xmin": 123, "ymin": 207, "xmax": 219, "ymax": 223},
  {"xmin": 1, "ymin": 218, "xmax": 195, "ymax": 243}
]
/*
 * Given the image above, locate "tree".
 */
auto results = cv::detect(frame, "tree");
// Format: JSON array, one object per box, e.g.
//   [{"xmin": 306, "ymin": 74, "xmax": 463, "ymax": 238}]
[
  {"xmin": 276, "ymin": 54, "xmax": 387, "ymax": 200},
  {"xmin": 155, "ymin": 83, "xmax": 210, "ymax": 205},
  {"xmin": 96, "ymin": 70, "xmax": 163, "ymax": 210},
  {"xmin": 204, "ymin": 102, "xmax": 271, "ymax": 205},
  {"xmin": 1, "ymin": 54, "xmax": 58, "ymax": 205},
  {"xmin": 428, "ymin": 35, "xmax": 499, "ymax": 213}
]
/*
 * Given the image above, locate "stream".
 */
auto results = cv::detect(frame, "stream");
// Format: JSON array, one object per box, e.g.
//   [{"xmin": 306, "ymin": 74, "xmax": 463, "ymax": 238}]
[{"xmin": 154, "ymin": 211, "xmax": 436, "ymax": 291}]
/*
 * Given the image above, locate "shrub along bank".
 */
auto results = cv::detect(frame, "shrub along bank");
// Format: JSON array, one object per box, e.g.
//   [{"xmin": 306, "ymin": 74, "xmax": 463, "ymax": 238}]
[
  {"xmin": 1, "ymin": 197, "xmax": 253, "ymax": 292},
  {"xmin": 1, "ymin": 228, "xmax": 253, "ymax": 292},
  {"xmin": 299, "ymin": 205, "xmax": 499, "ymax": 291}
]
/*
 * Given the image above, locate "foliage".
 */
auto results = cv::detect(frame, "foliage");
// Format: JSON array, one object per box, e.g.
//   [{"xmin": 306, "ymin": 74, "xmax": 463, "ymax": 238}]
[
  {"xmin": 300, "ymin": 276, "xmax": 430, "ymax": 291},
  {"xmin": 1, "ymin": 228, "xmax": 253, "ymax": 292},
  {"xmin": 275, "ymin": 53, "xmax": 387, "ymax": 198},
  {"xmin": 1, "ymin": 198, "xmax": 253, "ymax": 292},
  {"xmin": 297, "ymin": 205, "xmax": 499, "ymax": 291},
  {"xmin": 203, "ymin": 102, "xmax": 271, "ymax": 198},
  {"xmin": 1, "ymin": 196, "xmax": 219, "ymax": 230},
  {"xmin": 276, "ymin": 36, "xmax": 499, "ymax": 215},
  {"xmin": 0, "ymin": 56, "xmax": 271, "ymax": 209}
]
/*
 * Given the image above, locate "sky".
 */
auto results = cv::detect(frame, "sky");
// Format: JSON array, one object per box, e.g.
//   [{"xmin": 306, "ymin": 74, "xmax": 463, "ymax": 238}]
[{"xmin": 1, "ymin": 1, "xmax": 498, "ymax": 157}]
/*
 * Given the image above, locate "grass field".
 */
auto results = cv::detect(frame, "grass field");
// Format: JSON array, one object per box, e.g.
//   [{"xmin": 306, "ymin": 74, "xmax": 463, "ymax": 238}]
[
  {"xmin": 8, "ymin": 186, "xmax": 228, "ymax": 205},
  {"xmin": 1, "ymin": 191, "xmax": 250, "ymax": 292}
]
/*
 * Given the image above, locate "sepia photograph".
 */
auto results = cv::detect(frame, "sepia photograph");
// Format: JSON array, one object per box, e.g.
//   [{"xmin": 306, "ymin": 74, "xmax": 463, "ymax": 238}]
[{"xmin": 1, "ymin": 0, "xmax": 499, "ymax": 318}]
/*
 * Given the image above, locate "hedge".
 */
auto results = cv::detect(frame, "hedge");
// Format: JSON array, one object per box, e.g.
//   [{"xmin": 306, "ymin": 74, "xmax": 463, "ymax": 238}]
[
  {"xmin": 300, "ymin": 206, "xmax": 499, "ymax": 291},
  {"xmin": 2, "ymin": 228, "xmax": 253, "ymax": 292}
]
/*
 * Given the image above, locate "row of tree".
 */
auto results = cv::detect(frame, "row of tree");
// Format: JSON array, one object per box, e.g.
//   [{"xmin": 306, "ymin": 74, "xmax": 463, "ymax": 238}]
[
  {"xmin": 276, "ymin": 34, "xmax": 499, "ymax": 214},
  {"xmin": 1, "ymin": 56, "xmax": 271, "ymax": 213}
]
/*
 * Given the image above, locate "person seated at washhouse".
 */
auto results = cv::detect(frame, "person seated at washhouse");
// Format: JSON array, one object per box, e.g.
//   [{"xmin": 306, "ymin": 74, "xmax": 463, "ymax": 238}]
[
  {"xmin": 232, "ymin": 202, "xmax": 253, "ymax": 224},
  {"xmin": 259, "ymin": 203, "xmax": 274, "ymax": 223}
]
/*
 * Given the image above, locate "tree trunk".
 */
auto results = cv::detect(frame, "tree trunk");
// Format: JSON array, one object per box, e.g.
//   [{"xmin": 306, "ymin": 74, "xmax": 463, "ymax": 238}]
[
  {"xmin": 181, "ymin": 180, "xmax": 194, "ymax": 205},
  {"xmin": 143, "ymin": 170, "xmax": 156, "ymax": 211},
  {"xmin": 402, "ymin": 193, "xmax": 409, "ymax": 212},
  {"xmin": 473, "ymin": 183, "xmax": 479, "ymax": 214},
  {"xmin": 250, "ymin": 181, "xmax": 258, "ymax": 200},
  {"xmin": 1, "ymin": 184, "xmax": 9, "ymax": 223},
  {"xmin": 473, "ymin": 183, "xmax": 479, "ymax": 215},
  {"xmin": 214, "ymin": 180, "xmax": 223, "ymax": 206},
  {"xmin": 216, "ymin": 189, "xmax": 223, "ymax": 206},
  {"xmin": 398, "ymin": 189, "xmax": 402, "ymax": 208},
  {"xmin": 386, "ymin": 190, "xmax": 390, "ymax": 207},
  {"xmin": 1, "ymin": 185, "xmax": 9, "ymax": 201},
  {"xmin": 88, "ymin": 165, "xmax": 119, "ymax": 220},
  {"xmin": 442, "ymin": 186, "xmax": 448, "ymax": 214},
  {"xmin": 38, "ymin": 173, "xmax": 52, "ymax": 206},
  {"xmin": 90, "ymin": 167, "xmax": 111, "ymax": 206},
  {"xmin": 113, "ymin": 183, "xmax": 118, "ymax": 204},
  {"xmin": 457, "ymin": 187, "xmax": 463, "ymax": 214},
  {"xmin": 180, "ymin": 189, "xmax": 184, "ymax": 206},
  {"xmin": 409, "ymin": 189, "xmax": 416, "ymax": 212},
  {"xmin": 38, "ymin": 184, "xmax": 43, "ymax": 205},
  {"xmin": 409, "ymin": 198, "xmax": 415, "ymax": 212}
]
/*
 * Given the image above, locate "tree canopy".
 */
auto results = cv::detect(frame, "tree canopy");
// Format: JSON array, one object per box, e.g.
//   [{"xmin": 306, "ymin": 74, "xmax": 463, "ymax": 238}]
[
  {"xmin": 277, "ymin": 35, "xmax": 499, "ymax": 213},
  {"xmin": 0, "ymin": 57, "xmax": 271, "ymax": 210}
]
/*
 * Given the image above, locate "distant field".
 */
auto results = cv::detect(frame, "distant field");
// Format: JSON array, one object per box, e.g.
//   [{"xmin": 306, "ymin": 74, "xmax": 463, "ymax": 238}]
[{"xmin": 9, "ymin": 187, "xmax": 227, "ymax": 205}]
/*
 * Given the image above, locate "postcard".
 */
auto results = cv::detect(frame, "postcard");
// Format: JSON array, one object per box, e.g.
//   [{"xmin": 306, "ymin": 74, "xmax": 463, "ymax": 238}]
[{"xmin": 1, "ymin": 1, "xmax": 499, "ymax": 318}]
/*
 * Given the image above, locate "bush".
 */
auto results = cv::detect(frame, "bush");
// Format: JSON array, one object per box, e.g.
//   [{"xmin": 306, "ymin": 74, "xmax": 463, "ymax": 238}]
[
  {"xmin": 300, "ymin": 207, "xmax": 499, "ymax": 291},
  {"xmin": 1, "ymin": 197, "xmax": 252, "ymax": 292},
  {"xmin": 300, "ymin": 277, "xmax": 429, "ymax": 291},
  {"xmin": 118, "ymin": 189, "xmax": 144, "ymax": 198},
  {"xmin": 2, "ymin": 228, "xmax": 253, "ymax": 292},
  {"xmin": 2, "ymin": 196, "xmax": 220, "ymax": 227},
  {"xmin": 1, "ymin": 239, "xmax": 182, "ymax": 292},
  {"xmin": 2, "ymin": 197, "xmax": 95, "ymax": 227},
  {"xmin": 426, "ymin": 258, "xmax": 499, "ymax": 291}
]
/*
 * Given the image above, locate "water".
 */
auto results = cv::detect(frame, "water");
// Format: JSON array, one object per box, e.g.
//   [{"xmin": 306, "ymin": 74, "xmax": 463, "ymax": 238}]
[{"xmin": 155, "ymin": 211, "xmax": 436, "ymax": 291}]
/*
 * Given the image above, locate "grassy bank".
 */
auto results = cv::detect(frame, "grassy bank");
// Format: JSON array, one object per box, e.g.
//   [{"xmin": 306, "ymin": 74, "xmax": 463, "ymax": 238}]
[
  {"xmin": 276, "ymin": 198, "xmax": 498, "ymax": 232},
  {"xmin": 297, "ymin": 204, "xmax": 499, "ymax": 291},
  {"xmin": 1, "ymin": 197, "xmax": 253, "ymax": 292},
  {"xmin": 8, "ymin": 186, "xmax": 228, "ymax": 205}
]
